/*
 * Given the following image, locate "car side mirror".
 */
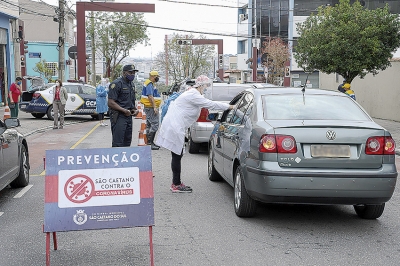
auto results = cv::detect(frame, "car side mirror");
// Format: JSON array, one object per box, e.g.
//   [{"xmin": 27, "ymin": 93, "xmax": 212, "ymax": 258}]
[{"xmin": 4, "ymin": 118, "xmax": 20, "ymax": 128}]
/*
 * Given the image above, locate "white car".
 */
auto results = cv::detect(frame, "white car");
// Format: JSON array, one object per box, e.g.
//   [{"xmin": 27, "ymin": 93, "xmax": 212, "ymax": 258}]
[
  {"xmin": 186, "ymin": 83, "xmax": 270, "ymax": 153},
  {"xmin": 19, "ymin": 82, "xmax": 98, "ymax": 120}
]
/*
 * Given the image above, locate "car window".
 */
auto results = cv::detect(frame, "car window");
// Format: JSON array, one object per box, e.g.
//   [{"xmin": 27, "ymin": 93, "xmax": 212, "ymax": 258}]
[
  {"xmin": 263, "ymin": 94, "xmax": 371, "ymax": 121},
  {"xmin": 229, "ymin": 93, "xmax": 254, "ymax": 125},
  {"xmin": 83, "ymin": 85, "xmax": 96, "ymax": 95},
  {"xmin": 64, "ymin": 85, "xmax": 80, "ymax": 94}
]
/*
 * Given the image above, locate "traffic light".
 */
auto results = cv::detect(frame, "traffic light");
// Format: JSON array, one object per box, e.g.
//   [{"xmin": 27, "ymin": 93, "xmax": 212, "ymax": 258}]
[
  {"xmin": 285, "ymin": 67, "xmax": 290, "ymax": 77},
  {"xmin": 218, "ymin": 54, "xmax": 223, "ymax": 69},
  {"xmin": 177, "ymin": 39, "xmax": 192, "ymax": 45},
  {"xmin": 23, "ymin": 41, "xmax": 28, "ymax": 54},
  {"xmin": 20, "ymin": 56, "xmax": 25, "ymax": 67}
]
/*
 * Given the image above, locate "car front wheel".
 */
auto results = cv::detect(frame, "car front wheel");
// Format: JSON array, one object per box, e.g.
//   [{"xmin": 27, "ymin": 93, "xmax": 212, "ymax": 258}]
[
  {"xmin": 208, "ymin": 146, "xmax": 222, "ymax": 181},
  {"xmin": 354, "ymin": 203, "xmax": 385, "ymax": 219},
  {"xmin": 10, "ymin": 145, "xmax": 30, "ymax": 188},
  {"xmin": 234, "ymin": 165, "xmax": 256, "ymax": 217}
]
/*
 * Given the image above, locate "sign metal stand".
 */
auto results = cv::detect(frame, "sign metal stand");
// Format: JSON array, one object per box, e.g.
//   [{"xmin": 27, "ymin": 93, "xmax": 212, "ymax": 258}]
[{"xmin": 43, "ymin": 147, "xmax": 154, "ymax": 265}]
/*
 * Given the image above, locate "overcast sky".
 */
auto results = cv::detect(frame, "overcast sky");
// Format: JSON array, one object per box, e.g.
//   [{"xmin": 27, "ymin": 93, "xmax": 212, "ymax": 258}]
[{"xmin": 40, "ymin": 0, "xmax": 245, "ymax": 58}]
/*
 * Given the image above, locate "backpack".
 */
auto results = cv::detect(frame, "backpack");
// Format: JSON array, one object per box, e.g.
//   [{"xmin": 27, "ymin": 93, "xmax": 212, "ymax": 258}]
[{"xmin": 160, "ymin": 91, "xmax": 182, "ymax": 123}]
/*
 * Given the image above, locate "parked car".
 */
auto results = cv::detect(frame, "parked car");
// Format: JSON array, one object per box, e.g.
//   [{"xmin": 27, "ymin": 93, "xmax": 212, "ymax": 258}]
[
  {"xmin": 186, "ymin": 83, "xmax": 269, "ymax": 154},
  {"xmin": 208, "ymin": 86, "xmax": 398, "ymax": 219},
  {"xmin": 0, "ymin": 118, "xmax": 30, "ymax": 191},
  {"xmin": 19, "ymin": 82, "xmax": 98, "ymax": 120}
]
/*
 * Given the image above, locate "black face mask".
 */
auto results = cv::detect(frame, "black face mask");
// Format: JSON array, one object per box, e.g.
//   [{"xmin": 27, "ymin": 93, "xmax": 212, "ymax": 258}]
[{"xmin": 154, "ymin": 77, "xmax": 159, "ymax": 82}]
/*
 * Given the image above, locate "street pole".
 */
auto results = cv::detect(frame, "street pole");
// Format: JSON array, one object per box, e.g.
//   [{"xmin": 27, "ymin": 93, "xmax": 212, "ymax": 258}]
[
  {"xmin": 90, "ymin": 10, "xmax": 96, "ymax": 86},
  {"xmin": 58, "ymin": 0, "xmax": 65, "ymax": 81},
  {"xmin": 165, "ymin": 35, "xmax": 168, "ymax": 86},
  {"xmin": 12, "ymin": 19, "xmax": 21, "ymax": 79},
  {"xmin": 252, "ymin": 0, "xmax": 257, "ymax": 82}
]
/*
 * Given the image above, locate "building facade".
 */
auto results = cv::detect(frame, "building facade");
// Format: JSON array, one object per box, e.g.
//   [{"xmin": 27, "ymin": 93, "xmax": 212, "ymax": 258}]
[
  {"xmin": 237, "ymin": 0, "xmax": 400, "ymax": 87},
  {"xmin": 0, "ymin": 0, "xmax": 19, "ymax": 105}
]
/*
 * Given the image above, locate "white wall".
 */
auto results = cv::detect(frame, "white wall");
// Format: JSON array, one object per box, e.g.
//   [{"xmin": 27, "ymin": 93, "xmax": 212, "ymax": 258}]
[{"xmin": 320, "ymin": 61, "xmax": 400, "ymax": 122}]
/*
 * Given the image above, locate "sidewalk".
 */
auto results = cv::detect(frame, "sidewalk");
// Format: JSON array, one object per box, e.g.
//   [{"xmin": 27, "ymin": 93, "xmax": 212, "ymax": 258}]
[{"xmin": 1, "ymin": 106, "xmax": 399, "ymax": 155}]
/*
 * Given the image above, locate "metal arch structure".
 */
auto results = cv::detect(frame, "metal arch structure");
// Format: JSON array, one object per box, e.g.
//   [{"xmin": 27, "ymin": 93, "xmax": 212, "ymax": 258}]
[
  {"xmin": 188, "ymin": 39, "xmax": 224, "ymax": 81},
  {"xmin": 76, "ymin": 2, "xmax": 155, "ymax": 81}
]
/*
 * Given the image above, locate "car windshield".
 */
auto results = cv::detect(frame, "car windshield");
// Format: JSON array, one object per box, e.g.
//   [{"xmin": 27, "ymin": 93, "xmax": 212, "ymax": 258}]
[{"xmin": 263, "ymin": 94, "xmax": 371, "ymax": 121}]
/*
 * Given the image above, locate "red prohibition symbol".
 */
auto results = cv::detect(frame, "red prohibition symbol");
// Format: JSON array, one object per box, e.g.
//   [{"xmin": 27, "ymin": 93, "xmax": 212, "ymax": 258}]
[{"xmin": 64, "ymin": 174, "xmax": 95, "ymax": 203}]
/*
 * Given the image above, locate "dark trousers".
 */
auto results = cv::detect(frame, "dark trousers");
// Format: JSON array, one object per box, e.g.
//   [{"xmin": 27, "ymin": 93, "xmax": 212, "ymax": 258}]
[
  {"xmin": 98, "ymin": 113, "xmax": 104, "ymax": 120},
  {"xmin": 171, "ymin": 150, "xmax": 183, "ymax": 185},
  {"xmin": 111, "ymin": 114, "xmax": 132, "ymax": 147}
]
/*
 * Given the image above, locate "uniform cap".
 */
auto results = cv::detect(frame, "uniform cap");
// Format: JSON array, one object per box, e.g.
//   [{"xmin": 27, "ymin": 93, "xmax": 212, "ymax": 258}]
[
  {"xmin": 149, "ymin": 70, "xmax": 159, "ymax": 76},
  {"xmin": 123, "ymin": 64, "xmax": 138, "ymax": 72}
]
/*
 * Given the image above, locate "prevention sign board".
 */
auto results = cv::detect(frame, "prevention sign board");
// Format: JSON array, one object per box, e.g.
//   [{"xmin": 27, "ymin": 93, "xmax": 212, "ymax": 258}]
[{"xmin": 43, "ymin": 146, "xmax": 154, "ymax": 232}]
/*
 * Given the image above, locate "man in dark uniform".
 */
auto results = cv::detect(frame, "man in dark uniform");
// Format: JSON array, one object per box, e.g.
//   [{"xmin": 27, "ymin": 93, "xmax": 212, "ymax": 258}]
[{"xmin": 108, "ymin": 64, "xmax": 139, "ymax": 147}]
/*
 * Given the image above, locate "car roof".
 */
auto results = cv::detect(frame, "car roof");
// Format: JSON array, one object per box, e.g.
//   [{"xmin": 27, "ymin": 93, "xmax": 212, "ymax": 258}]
[{"xmin": 244, "ymin": 86, "xmax": 345, "ymax": 97}]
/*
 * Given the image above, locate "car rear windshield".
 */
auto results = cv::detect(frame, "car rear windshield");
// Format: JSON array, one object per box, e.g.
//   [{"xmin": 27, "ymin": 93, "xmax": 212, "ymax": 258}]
[
  {"xmin": 263, "ymin": 94, "xmax": 371, "ymax": 121},
  {"xmin": 204, "ymin": 85, "xmax": 245, "ymax": 101}
]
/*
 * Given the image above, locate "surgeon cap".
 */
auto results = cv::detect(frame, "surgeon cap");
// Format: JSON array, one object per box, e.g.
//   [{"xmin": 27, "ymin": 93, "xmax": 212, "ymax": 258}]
[{"xmin": 193, "ymin": 75, "xmax": 211, "ymax": 88}]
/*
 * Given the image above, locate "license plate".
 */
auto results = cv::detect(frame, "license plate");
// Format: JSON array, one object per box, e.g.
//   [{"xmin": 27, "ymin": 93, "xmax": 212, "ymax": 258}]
[{"xmin": 311, "ymin": 145, "xmax": 351, "ymax": 158}]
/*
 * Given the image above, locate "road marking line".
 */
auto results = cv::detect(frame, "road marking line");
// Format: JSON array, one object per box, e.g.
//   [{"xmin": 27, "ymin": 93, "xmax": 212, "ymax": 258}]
[
  {"xmin": 0, "ymin": 212, "xmax": 3, "ymax": 217},
  {"xmin": 39, "ymin": 123, "xmax": 100, "ymax": 176},
  {"xmin": 70, "ymin": 123, "xmax": 100, "ymax": 150},
  {"xmin": 13, "ymin": 185, "xmax": 33, "ymax": 198}
]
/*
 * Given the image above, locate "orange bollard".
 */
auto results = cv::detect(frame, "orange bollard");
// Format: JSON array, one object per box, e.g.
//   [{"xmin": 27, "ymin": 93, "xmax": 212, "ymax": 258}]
[
  {"xmin": 135, "ymin": 104, "xmax": 143, "ymax": 119},
  {"xmin": 139, "ymin": 113, "xmax": 148, "ymax": 145},
  {"xmin": 3, "ymin": 105, "xmax": 11, "ymax": 120},
  {"xmin": 138, "ymin": 131, "xmax": 146, "ymax": 146}
]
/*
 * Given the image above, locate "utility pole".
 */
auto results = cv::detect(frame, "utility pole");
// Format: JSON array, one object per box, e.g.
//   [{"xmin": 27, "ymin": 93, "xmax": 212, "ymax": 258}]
[
  {"xmin": 165, "ymin": 35, "xmax": 168, "ymax": 86},
  {"xmin": 90, "ymin": 10, "xmax": 96, "ymax": 86},
  {"xmin": 12, "ymin": 19, "xmax": 21, "ymax": 79},
  {"xmin": 58, "ymin": 0, "xmax": 65, "ymax": 81}
]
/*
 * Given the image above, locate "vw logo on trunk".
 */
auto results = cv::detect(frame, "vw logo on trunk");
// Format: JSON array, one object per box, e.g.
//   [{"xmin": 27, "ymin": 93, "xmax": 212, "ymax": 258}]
[{"xmin": 326, "ymin": 130, "xmax": 336, "ymax": 140}]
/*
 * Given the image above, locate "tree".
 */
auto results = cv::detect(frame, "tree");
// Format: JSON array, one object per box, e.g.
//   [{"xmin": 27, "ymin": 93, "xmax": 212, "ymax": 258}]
[
  {"xmin": 153, "ymin": 34, "xmax": 215, "ymax": 82},
  {"xmin": 260, "ymin": 38, "xmax": 291, "ymax": 85},
  {"xmin": 33, "ymin": 60, "xmax": 56, "ymax": 83},
  {"xmin": 87, "ymin": 12, "xmax": 149, "ymax": 79},
  {"xmin": 294, "ymin": 0, "xmax": 400, "ymax": 84}
]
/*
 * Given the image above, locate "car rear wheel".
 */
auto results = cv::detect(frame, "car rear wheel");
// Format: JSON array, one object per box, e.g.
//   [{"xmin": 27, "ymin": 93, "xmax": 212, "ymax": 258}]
[
  {"xmin": 234, "ymin": 165, "xmax": 256, "ymax": 217},
  {"xmin": 208, "ymin": 146, "xmax": 222, "ymax": 181},
  {"xmin": 353, "ymin": 203, "xmax": 385, "ymax": 219},
  {"xmin": 188, "ymin": 130, "xmax": 200, "ymax": 154},
  {"xmin": 10, "ymin": 145, "xmax": 29, "ymax": 188},
  {"xmin": 31, "ymin": 113, "xmax": 45, "ymax": 118},
  {"xmin": 47, "ymin": 105, "xmax": 54, "ymax": 120}
]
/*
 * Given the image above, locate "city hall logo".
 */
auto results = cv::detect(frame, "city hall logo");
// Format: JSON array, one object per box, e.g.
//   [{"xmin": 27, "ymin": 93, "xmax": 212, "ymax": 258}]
[
  {"xmin": 73, "ymin": 209, "xmax": 88, "ymax": 225},
  {"xmin": 326, "ymin": 130, "xmax": 336, "ymax": 140}
]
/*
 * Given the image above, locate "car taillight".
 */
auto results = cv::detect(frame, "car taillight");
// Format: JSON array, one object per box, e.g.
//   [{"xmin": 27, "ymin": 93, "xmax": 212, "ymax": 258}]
[
  {"xmin": 259, "ymin": 134, "xmax": 297, "ymax": 153},
  {"xmin": 33, "ymin": 92, "xmax": 41, "ymax": 99},
  {"xmin": 365, "ymin": 136, "xmax": 396, "ymax": 155},
  {"xmin": 197, "ymin": 108, "xmax": 210, "ymax": 122}
]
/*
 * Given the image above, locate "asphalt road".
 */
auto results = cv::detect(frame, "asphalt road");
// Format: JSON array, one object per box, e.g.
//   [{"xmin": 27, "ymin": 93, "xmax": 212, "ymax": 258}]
[{"xmin": 0, "ymin": 113, "xmax": 400, "ymax": 265}]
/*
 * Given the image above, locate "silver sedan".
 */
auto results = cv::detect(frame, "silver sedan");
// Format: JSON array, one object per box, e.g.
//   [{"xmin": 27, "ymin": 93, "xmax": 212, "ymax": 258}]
[{"xmin": 208, "ymin": 87, "xmax": 397, "ymax": 219}]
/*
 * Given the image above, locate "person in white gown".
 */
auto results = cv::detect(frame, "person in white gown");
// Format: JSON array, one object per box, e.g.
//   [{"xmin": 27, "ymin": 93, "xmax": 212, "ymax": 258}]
[{"xmin": 155, "ymin": 75, "xmax": 234, "ymax": 193}]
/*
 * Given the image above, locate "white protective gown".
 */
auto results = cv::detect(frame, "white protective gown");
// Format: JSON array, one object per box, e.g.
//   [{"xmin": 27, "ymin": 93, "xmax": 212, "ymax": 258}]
[{"xmin": 155, "ymin": 88, "xmax": 230, "ymax": 155}]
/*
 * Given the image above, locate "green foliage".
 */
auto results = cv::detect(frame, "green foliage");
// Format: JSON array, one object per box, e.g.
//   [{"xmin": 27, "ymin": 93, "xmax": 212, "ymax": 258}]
[
  {"xmin": 33, "ymin": 60, "xmax": 56, "ymax": 82},
  {"xmin": 87, "ymin": 12, "xmax": 149, "ymax": 79},
  {"xmin": 153, "ymin": 33, "xmax": 215, "ymax": 82},
  {"xmin": 294, "ymin": 0, "xmax": 400, "ymax": 83}
]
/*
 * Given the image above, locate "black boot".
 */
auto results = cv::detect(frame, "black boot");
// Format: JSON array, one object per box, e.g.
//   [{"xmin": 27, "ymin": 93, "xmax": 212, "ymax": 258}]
[{"xmin": 148, "ymin": 132, "xmax": 160, "ymax": 150}]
